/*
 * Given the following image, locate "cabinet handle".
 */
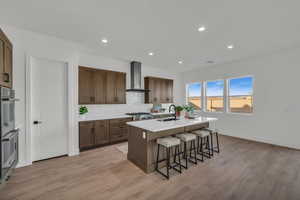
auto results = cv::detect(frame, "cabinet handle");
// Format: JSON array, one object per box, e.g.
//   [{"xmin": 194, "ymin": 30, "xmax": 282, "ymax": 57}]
[{"xmin": 3, "ymin": 73, "xmax": 9, "ymax": 83}]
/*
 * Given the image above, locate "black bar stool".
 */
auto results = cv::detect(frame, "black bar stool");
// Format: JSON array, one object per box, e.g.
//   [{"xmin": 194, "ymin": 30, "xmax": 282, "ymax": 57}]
[
  {"xmin": 192, "ymin": 129, "xmax": 211, "ymax": 162},
  {"xmin": 176, "ymin": 133, "xmax": 197, "ymax": 169},
  {"xmin": 155, "ymin": 137, "xmax": 182, "ymax": 180},
  {"xmin": 205, "ymin": 128, "xmax": 220, "ymax": 155}
]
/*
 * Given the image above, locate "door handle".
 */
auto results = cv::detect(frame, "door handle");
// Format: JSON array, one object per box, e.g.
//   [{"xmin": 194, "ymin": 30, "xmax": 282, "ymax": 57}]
[{"xmin": 33, "ymin": 121, "xmax": 42, "ymax": 125}]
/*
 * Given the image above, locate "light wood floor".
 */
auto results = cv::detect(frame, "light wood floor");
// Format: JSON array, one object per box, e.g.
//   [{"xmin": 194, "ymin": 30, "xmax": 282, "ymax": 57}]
[{"xmin": 1, "ymin": 135, "xmax": 300, "ymax": 200}]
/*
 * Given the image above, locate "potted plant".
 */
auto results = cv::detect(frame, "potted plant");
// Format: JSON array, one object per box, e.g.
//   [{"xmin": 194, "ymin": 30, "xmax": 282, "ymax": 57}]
[
  {"xmin": 175, "ymin": 106, "xmax": 184, "ymax": 117},
  {"xmin": 79, "ymin": 106, "xmax": 88, "ymax": 115}
]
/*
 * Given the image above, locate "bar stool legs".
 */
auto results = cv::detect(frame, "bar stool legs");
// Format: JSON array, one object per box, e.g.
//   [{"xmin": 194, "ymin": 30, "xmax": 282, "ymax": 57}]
[
  {"xmin": 206, "ymin": 129, "xmax": 220, "ymax": 154},
  {"xmin": 196, "ymin": 135, "xmax": 211, "ymax": 162},
  {"xmin": 181, "ymin": 140, "xmax": 197, "ymax": 169}
]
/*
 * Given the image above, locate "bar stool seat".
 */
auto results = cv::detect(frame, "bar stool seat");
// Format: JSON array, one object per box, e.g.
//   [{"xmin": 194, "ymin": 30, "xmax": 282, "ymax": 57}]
[
  {"xmin": 193, "ymin": 129, "xmax": 210, "ymax": 137},
  {"xmin": 176, "ymin": 133, "xmax": 196, "ymax": 142},
  {"xmin": 157, "ymin": 137, "xmax": 181, "ymax": 148}
]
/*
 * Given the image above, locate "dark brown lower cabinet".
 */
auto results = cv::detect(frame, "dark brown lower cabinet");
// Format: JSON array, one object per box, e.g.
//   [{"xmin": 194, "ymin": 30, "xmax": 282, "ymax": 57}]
[
  {"xmin": 79, "ymin": 117, "xmax": 132, "ymax": 151},
  {"xmin": 94, "ymin": 120, "xmax": 109, "ymax": 145},
  {"xmin": 79, "ymin": 121, "xmax": 95, "ymax": 150}
]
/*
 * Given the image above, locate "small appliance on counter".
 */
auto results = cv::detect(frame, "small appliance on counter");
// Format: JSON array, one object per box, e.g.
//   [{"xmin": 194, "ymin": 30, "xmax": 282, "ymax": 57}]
[{"xmin": 0, "ymin": 87, "xmax": 19, "ymax": 186}]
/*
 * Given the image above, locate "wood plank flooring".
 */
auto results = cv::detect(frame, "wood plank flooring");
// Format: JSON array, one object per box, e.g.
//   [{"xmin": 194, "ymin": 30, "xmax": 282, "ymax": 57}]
[{"xmin": 1, "ymin": 135, "xmax": 300, "ymax": 200}]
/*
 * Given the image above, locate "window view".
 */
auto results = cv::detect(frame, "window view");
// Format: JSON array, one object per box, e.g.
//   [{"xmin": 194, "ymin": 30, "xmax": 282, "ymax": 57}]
[
  {"xmin": 229, "ymin": 76, "xmax": 253, "ymax": 113},
  {"xmin": 187, "ymin": 83, "xmax": 202, "ymax": 110},
  {"xmin": 206, "ymin": 80, "xmax": 224, "ymax": 112}
]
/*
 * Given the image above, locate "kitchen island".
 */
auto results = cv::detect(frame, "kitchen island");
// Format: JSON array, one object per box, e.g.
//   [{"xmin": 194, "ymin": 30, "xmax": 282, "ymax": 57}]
[{"xmin": 126, "ymin": 117, "xmax": 217, "ymax": 173}]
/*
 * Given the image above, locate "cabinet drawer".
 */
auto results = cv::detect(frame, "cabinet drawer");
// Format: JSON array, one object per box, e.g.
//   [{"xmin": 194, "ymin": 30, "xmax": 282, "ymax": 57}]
[
  {"xmin": 110, "ymin": 127, "xmax": 128, "ymax": 142},
  {"xmin": 109, "ymin": 118, "xmax": 132, "ymax": 128}
]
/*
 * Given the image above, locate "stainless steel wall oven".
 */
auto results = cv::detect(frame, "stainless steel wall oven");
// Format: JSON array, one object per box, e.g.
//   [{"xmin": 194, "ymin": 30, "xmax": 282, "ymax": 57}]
[{"xmin": 0, "ymin": 87, "xmax": 18, "ymax": 184}]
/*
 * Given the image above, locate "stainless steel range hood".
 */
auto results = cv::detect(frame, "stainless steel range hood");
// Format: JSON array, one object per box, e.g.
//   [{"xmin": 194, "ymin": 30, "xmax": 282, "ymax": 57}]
[{"xmin": 126, "ymin": 61, "xmax": 149, "ymax": 92}]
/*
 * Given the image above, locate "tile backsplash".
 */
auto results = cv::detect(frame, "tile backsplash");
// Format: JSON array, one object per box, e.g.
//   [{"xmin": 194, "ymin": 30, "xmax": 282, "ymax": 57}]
[{"xmin": 78, "ymin": 92, "xmax": 172, "ymax": 117}]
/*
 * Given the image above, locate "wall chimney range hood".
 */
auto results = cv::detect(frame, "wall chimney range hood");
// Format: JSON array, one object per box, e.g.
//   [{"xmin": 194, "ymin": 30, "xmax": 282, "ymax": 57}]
[{"xmin": 126, "ymin": 61, "xmax": 149, "ymax": 92}]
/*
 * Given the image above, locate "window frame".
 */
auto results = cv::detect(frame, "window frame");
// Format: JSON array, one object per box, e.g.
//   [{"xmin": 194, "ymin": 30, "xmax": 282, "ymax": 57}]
[
  {"xmin": 204, "ymin": 79, "xmax": 225, "ymax": 113},
  {"xmin": 185, "ymin": 82, "xmax": 203, "ymax": 111},
  {"xmin": 185, "ymin": 75, "xmax": 254, "ymax": 115},
  {"xmin": 227, "ymin": 75, "xmax": 254, "ymax": 115}
]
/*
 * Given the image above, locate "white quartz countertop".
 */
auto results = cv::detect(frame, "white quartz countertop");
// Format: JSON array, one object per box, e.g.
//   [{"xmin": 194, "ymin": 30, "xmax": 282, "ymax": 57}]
[
  {"xmin": 78, "ymin": 112, "xmax": 172, "ymax": 122},
  {"xmin": 78, "ymin": 114, "xmax": 132, "ymax": 122},
  {"xmin": 127, "ymin": 117, "xmax": 217, "ymax": 132}
]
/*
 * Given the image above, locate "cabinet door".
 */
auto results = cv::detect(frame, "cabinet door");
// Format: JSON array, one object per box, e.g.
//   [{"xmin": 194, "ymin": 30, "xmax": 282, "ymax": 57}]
[
  {"xmin": 109, "ymin": 118, "xmax": 131, "ymax": 142},
  {"xmin": 166, "ymin": 80, "xmax": 173, "ymax": 103},
  {"xmin": 79, "ymin": 67, "xmax": 95, "ymax": 104},
  {"xmin": 3, "ymin": 44, "xmax": 12, "ymax": 88},
  {"xmin": 0, "ymin": 39, "xmax": 4, "ymax": 87},
  {"xmin": 79, "ymin": 121, "xmax": 95, "ymax": 150},
  {"xmin": 153, "ymin": 78, "xmax": 161, "ymax": 103},
  {"xmin": 106, "ymin": 71, "xmax": 117, "ymax": 104},
  {"xmin": 94, "ymin": 70, "xmax": 106, "ymax": 104},
  {"xmin": 94, "ymin": 120, "xmax": 109, "ymax": 145},
  {"xmin": 115, "ymin": 72, "xmax": 126, "ymax": 104},
  {"xmin": 160, "ymin": 79, "xmax": 168, "ymax": 103},
  {"xmin": 144, "ymin": 77, "xmax": 154, "ymax": 103}
]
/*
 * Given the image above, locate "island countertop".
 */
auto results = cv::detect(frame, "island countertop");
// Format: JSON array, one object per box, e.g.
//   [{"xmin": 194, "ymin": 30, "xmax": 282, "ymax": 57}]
[{"xmin": 127, "ymin": 116, "xmax": 217, "ymax": 132}]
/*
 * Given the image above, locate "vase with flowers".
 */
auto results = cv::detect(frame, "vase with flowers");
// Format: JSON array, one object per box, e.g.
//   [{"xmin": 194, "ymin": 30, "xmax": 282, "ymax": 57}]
[{"xmin": 183, "ymin": 104, "xmax": 195, "ymax": 118}]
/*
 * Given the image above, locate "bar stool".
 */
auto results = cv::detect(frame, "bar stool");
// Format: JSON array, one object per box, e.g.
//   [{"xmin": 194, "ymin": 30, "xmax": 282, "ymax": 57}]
[
  {"xmin": 155, "ymin": 137, "xmax": 182, "ymax": 180},
  {"xmin": 176, "ymin": 133, "xmax": 197, "ymax": 169},
  {"xmin": 192, "ymin": 129, "xmax": 211, "ymax": 162},
  {"xmin": 204, "ymin": 128, "xmax": 220, "ymax": 155}
]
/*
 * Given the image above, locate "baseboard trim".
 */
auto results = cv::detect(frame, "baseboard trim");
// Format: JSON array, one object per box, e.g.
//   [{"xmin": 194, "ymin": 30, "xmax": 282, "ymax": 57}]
[{"xmin": 220, "ymin": 133, "xmax": 300, "ymax": 151}]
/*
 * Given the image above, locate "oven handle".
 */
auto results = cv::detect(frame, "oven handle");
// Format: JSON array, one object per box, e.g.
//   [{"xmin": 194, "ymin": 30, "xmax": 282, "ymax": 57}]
[
  {"xmin": 2, "ymin": 129, "xmax": 19, "ymax": 142},
  {"xmin": 1, "ymin": 98, "xmax": 20, "ymax": 102}
]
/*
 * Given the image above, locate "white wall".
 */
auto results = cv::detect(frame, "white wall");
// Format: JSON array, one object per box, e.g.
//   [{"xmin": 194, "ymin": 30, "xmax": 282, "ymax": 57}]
[
  {"xmin": 0, "ymin": 24, "xmax": 184, "ymax": 167},
  {"xmin": 183, "ymin": 47, "xmax": 300, "ymax": 149}
]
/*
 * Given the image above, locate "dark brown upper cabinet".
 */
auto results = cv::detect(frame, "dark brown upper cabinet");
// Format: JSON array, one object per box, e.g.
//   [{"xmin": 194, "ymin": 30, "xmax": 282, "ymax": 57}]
[
  {"xmin": 144, "ymin": 76, "xmax": 173, "ymax": 104},
  {"xmin": 79, "ymin": 66, "xmax": 126, "ymax": 104},
  {"xmin": 0, "ymin": 28, "xmax": 13, "ymax": 88},
  {"xmin": 79, "ymin": 67, "xmax": 96, "ymax": 104}
]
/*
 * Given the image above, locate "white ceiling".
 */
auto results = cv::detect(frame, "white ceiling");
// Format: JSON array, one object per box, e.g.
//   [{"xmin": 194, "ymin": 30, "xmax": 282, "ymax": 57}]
[{"xmin": 1, "ymin": 0, "xmax": 300, "ymax": 72}]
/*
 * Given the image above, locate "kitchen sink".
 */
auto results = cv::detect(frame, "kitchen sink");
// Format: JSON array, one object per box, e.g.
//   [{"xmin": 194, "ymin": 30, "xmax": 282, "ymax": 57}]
[{"xmin": 157, "ymin": 117, "xmax": 179, "ymax": 122}]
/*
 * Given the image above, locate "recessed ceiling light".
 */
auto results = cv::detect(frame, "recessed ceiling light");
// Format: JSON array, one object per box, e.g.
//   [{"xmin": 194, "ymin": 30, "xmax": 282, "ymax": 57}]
[
  {"xmin": 198, "ymin": 26, "xmax": 206, "ymax": 32},
  {"xmin": 227, "ymin": 45, "xmax": 234, "ymax": 49},
  {"xmin": 101, "ymin": 38, "xmax": 108, "ymax": 44},
  {"xmin": 178, "ymin": 60, "xmax": 183, "ymax": 64},
  {"xmin": 148, "ymin": 52, "xmax": 154, "ymax": 56}
]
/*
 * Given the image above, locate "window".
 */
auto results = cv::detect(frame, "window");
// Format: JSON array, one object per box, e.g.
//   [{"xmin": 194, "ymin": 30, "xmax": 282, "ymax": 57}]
[
  {"xmin": 228, "ymin": 76, "xmax": 253, "ymax": 113},
  {"xmin": 205, "ymin": 80, "xmax": 224, "ymax": 112},
  {"xmin": 186, "ymin": 82, "xmax": 202, "ymax": 110}
]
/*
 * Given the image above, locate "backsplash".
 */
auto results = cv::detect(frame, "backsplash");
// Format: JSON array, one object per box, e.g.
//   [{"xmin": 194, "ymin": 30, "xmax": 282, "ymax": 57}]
[{"xmin": 78, "ymin": 93, "xmax": 172, "ymax": 118}]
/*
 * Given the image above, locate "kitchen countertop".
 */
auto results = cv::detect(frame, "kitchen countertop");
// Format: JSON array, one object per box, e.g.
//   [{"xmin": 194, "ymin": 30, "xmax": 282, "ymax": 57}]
[
  {"xmin": 127, "ymin": 116, "xmax": 217, "ymax": 132},
  {"xmin": 78, "ymin": 114, "xmax": 132, "ymax": 122},
  {"xmin": 78, "ymin": 112, "xmax": 173, "ymax": 122}
]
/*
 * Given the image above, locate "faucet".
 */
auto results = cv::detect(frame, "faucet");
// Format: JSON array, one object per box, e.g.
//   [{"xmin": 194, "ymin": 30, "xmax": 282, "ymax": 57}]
[{"xmin": 169, "ymin": 104, "xmax": 176, "ymax": 119}]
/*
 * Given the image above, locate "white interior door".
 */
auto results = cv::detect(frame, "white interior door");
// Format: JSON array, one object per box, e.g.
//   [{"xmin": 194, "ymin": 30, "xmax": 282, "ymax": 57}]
[{"xmin": 31, "ymin": 57, "xmax": 68, "ymax": 162}]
